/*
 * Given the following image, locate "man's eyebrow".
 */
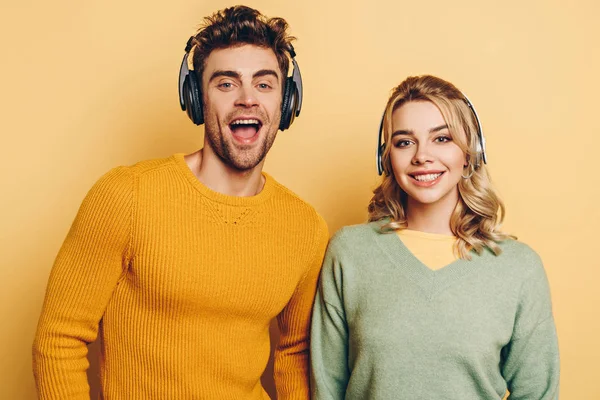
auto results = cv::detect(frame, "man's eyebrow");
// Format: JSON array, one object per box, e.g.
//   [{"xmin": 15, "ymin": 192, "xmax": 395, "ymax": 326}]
[
  {"xmin": 208, "ymin": 70, "xmax": 241, "ymax": 82},
  {"xmin": 252, "ymin": 69, "xmax": 280, "ymax": 80}
]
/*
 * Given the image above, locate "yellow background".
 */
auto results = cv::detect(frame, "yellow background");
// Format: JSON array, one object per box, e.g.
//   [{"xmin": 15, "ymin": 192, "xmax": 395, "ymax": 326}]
[{"xmin": 1, "ymin": 0, "xmax": 598, "ymax": 398}]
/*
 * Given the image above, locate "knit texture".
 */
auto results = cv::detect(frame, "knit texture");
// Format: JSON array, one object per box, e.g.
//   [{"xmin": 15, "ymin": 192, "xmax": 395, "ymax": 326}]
[
  {"xmin": 33, "ymin": 153, "xmax": 329, "ymax": 399},
  {"xmin": 311, "ymin": 221, "xmax": 559, "ymax": 400}
]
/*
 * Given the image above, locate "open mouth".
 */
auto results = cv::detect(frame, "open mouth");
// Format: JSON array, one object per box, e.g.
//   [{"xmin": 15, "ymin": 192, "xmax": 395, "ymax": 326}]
[
  {"xmin": 229, "ymin": 118, "xmax": 263, "ymax": 143},
  {"xmin": 410, "ymin": 172, "xmax": 445, "ymax": 183}
]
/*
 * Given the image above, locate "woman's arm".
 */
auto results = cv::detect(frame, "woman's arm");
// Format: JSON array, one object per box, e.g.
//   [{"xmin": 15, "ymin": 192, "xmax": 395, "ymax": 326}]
[
  {"xmin": 501, "ymin": 254, "xmax": 560, "ymax": 399},
  {"xmin": 310, "ymin": 236, "xmax": 351, "ymax": 400}
]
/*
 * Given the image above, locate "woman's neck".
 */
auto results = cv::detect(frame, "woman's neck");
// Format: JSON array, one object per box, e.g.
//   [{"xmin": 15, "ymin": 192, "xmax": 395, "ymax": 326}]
[{"xmin": 405, "ymin": 191, "xmax": 459, "ymax": 235}]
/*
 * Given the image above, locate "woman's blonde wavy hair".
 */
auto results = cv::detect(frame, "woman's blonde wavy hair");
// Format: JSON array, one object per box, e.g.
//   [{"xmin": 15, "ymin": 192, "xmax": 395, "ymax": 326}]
[{"xmin": 368, "ymin": 75, "xmax": 513, "ymax": 259}]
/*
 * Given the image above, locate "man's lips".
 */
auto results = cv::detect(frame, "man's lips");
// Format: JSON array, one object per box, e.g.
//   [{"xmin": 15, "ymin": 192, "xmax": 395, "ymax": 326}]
[
  {"xmin": 228, "ymin": 115, "xmax": 264, "ymax": 125},
  {"xmin": 230, "ymin": 117, "xmax": 262, "ymax": 126},
  {"xmin": 229, "ymin": 117, "xmax": 263, "ymax": 143}
]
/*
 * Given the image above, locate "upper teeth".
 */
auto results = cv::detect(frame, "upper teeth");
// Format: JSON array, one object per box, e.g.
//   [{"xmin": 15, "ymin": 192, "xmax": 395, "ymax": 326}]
[
  {"xmin": 231, "ymin": 119, "xmax": 259, "ymax": 125},
  {"xmin": 414, "ymin": 173, "xmax": 442, "ymax": 182}
]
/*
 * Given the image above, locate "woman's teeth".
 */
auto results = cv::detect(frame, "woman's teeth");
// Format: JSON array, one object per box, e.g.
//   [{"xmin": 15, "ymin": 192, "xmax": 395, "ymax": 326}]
[{"xmin": 413, "ymin": 173, "xmax": 442, "ymax": 182}]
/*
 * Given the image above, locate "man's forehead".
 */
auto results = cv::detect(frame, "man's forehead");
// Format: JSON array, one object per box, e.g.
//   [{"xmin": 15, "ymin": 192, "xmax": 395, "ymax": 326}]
[{"xmin": 204, "ymin": 44, "xmax": 280, "ymax": 76}]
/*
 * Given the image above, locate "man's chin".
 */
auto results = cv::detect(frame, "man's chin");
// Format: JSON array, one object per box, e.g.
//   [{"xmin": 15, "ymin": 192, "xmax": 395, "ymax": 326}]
[
  {"xmin": 223, "ymin": 149, "xmax": 266, "ymax": 171},
  {"xmin": 227, "ymin": 160, "xmax": 263, "ymax": 172}
]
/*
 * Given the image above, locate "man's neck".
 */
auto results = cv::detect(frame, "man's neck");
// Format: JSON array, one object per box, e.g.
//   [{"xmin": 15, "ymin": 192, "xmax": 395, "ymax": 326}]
[{"xmin": 184, "ymin": 148, "xmax": 266, "ymax": 197}]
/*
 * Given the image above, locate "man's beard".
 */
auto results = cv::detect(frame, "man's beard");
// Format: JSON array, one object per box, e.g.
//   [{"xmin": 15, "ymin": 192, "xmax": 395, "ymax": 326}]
[{"xmin": 204, "ymin": 113, "xmax": 279, "ymax": 171}]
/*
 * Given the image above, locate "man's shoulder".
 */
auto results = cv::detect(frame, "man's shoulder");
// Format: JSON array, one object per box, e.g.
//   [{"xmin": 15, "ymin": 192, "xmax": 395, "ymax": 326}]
[
  {"xmin": 267, "ymin": 174, "xmax": 324, "ymax": 222},
  {"xmin": 95, "ymin": 154, "xmax": 176, "ymax": 181},
  {"xmin": 84, "ymin": 154, "xmax": 177, "ymax": 201},
  {"xmin": 125, "ymin": 154, "xmax": 177, "ymax": 177}
]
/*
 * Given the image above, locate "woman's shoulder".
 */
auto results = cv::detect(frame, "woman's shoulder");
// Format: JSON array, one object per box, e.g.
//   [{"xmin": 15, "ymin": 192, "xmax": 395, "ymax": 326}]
[
  {"xmin": 496, "ymin": 239, "xmax": 542, "ymax": 263},
  {"xmin": 329, "ymin": 220, "xmax": 384, "ymax": 247},
  {"xmin": 324, "ymin": 220, "xmax": 395, "ymax": 266},
  {"xmin": 489, "ymin": 238, "xmax": 547, "ymax": 279}
]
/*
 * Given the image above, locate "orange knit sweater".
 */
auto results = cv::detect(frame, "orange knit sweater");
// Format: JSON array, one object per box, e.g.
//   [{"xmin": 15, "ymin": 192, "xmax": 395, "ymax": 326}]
[{"xmin": 32, "ymin": 153, "xmax": 329, "ymax": 399}]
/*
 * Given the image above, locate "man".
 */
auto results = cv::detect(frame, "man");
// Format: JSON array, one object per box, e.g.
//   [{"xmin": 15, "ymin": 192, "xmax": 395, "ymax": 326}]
[{"xmin": 32, "ymin": 6, "xmax": 328, "ymax": 399}]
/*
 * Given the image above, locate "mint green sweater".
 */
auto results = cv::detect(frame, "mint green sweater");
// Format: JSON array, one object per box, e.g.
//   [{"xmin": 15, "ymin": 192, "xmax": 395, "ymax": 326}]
[{"xmin": 310, "ymin": 222, "xmax": 559, "ymax": 399}]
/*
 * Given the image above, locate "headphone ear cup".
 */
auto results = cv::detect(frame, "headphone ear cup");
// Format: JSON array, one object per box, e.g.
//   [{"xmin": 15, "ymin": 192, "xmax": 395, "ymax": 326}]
[
  {"xmin": 279, "ymin": 77, "xmax": 296, "ymax": 131},
  {"xmin": 185, "ymin": 72, "xmax": 204, "ymax": 125},
  {"xmin": 378, "ymin": 143, "xmax": 386, "ymax": 175},
  {"xmin": 472, "ymin": 138, "xmax": 484, "ymax": 169},
  {"xmin": 376, "ymin": 112, "xmax": 386, "ymax": 176}
]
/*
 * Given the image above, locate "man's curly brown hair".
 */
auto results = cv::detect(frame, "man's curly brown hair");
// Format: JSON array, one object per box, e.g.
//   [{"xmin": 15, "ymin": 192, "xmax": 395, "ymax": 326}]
[{"xmin": 191, "ymin": 5, "xmax": 295, "ymax": 85}]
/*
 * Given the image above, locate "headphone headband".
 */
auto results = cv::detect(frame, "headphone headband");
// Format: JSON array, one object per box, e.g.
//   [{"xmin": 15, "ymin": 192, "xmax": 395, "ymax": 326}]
[
  {"xmin": 376, "ymin": 93, "xmax": 487, "ymax": 176},
  {"xmin": 461, "ymin": 94, "xmax": 487, "ymax": 167}
]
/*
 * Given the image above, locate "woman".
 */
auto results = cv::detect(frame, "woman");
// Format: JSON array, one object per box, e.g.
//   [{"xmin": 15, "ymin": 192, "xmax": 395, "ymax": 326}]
[{"xmin": 310, "ymin": 75, "xmax": 559, "ymax": 399}]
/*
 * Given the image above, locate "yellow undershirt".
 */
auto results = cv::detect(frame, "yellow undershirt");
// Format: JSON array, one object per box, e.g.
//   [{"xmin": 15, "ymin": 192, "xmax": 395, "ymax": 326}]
[{"xmin": 396, "ymin": 229, "xmax": 457, "ymax": 270}]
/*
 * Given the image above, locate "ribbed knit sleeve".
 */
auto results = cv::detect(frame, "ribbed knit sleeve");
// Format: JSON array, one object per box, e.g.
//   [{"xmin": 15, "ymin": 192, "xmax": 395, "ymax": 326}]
[
  {"xmin": 310, "ymin": 231, "xmax": 350, "ymax": 400},
  {"xmin": 501, "ymin": 252, "xmax": 560, "ymax": 400},
  {"xmin": 274, "ymin": 215, "xmax": 329, "ymax": 400},
  {"xmin": 32, "ymin": 167, "xmax": 134, "ymax": 399}
]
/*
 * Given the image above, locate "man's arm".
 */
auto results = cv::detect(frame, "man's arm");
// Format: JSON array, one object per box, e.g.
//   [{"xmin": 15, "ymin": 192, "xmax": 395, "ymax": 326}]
[
  {"xmin": 273, "ymin": 215, "xmax": 329, "ymax": 400},
  {"xmin": 32, "ymin": 167, "xmax": 134, "ymax": 399}
]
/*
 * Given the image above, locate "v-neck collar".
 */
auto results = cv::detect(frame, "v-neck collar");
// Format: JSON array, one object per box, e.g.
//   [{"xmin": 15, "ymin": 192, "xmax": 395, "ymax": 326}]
[{"xmin": 371, "ymin": 221, "xmax": 486, "ymax": 299}]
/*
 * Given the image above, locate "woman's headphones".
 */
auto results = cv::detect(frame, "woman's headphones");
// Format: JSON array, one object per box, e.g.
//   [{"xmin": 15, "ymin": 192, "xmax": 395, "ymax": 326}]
[
  {"xmin": 376, "ymin": 94, "xmax": 487, "ymax": 175},
  {"xmin": 178, "ymin": 36, "xmax": 303, "ymax": 131}
]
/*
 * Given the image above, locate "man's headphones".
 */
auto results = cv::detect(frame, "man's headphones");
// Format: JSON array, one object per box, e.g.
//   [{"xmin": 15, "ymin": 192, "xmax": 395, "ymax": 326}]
[
  {"xmin": 178, "ymin": 36, "xmax": 303, "ymax": 131},
  {"xmin": 376, "ymin": 94, "xmax": 487, "ymax": 175}
]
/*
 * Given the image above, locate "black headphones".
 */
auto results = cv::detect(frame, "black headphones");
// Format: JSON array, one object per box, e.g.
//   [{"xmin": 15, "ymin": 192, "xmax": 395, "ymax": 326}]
[
  {"xmin": 376, "ymin": 94, "xmax": 487, "ymax": 175},
  {"xmin": 178, "ymin": 36, "xmax": 303, "ymax": 131}
]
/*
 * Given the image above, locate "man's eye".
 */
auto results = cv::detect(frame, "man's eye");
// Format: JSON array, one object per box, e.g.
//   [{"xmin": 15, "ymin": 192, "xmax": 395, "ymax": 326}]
[
  {"xmin": 258, "ymin": 83, "xmax": 272, "ymax": 89},
  {"xmin": 217, "ymin": 81, "xmax": 236, "ymax": 90}
]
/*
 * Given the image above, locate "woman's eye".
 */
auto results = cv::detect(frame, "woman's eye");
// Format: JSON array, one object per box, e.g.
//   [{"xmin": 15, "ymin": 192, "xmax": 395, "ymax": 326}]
[
  {"xmin": 435, "ymin": 136, "xmax": 452, "ymax": 143},
  {"xmin": 394, "ymin": 140, "xmax": 412, "ymax": 148}
]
